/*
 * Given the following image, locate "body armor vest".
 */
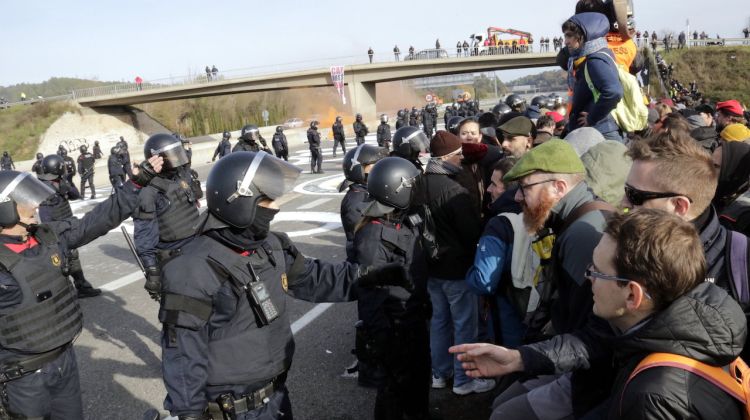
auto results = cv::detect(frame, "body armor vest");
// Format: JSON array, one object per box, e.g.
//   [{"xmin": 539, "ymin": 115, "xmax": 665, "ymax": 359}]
[
  {"xmin": 149, "ymin": 173, "xmax": 200, "ymax": 242},
  {"xmin": 0, "ymin": 226, "xmax": 82, "ymax": 353},
  {"xmin": 162, "ymin": 234, "xmax": 293, "ymax": 387},
  {"xmin": 40, "ymin": 182, "xmax": 73, "ymax": 221}
]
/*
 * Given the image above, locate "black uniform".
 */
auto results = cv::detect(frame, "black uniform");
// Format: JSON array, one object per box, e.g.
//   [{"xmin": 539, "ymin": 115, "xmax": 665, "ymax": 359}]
[
  {"xmin": 0, "ymin": 154, "xmax": 14, "ymax": 171},
  {"xmin": 271, "ymin": 132, "xmax": 289, "ymax": 161},
  {"xmin": 332, "ymin": 121, "xmax": 347, "ymax": 156},
  {"xmin": 77, "ymin": 151, "xmax": 96, "ymax": 199},
  {"xmin": 213, "ymin": 139, "xmax": 232, "ymax": 161},
  {"xmin": 376, "ymin": 122, "xmax": 392, "ymax": 149},
  {"xmin": 353, "ymin": 217, "xmax": 430, "ymax": 420},
  {"xmin": 0, "ymin": 179, "xmax": 139, "ymax": 419},
  {"xmin": 353, "ymin": 120, "xmax": 369, "ymax": 146},
  {"xmin": 31, "ymin": 156, "xmax": 44, "ymax": 176},
  {"xmin": 409, "ymin": 112, "xmax": 418, "ymax": 127},
  {"xmin": 133, "ymin": 167, "xmax": 201, "ymax": 271},
  {"xmin": 307, "ymin": 127, "xmax": 323, "ymax": 173},
  {"xmin": 93, "ymin": 142, "xmax": 103, "ymax": 159},
  {"xmin": 116, "ymin": 139, "xmax": 133, "ymax": 178},
  {"xmin": 108, "ymin": 151, "xmax": 126, "ymax": 189},
  {"xmin": 233, "ymin": 135, "xmax": 270, "ymax": 154},
  {"xmin": 421, "ymin": 110, "xmax": 435, "ymax": 138},
  {"xmin": 341, "ymin": 183, "xmax": 369, "ymax": 262},
  {"xmin": 159, "ymin": 215, "xmax": 362, "ymax": 419},
  {"xmin": 38, "ymin": 179, "xmax": 101, "ymax": 297},
  {"xmin": 395, "ymin": 115, "xmax": 406, "ymax": 130}
]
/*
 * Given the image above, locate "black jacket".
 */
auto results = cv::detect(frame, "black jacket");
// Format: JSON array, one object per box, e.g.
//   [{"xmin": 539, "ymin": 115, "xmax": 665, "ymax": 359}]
[
  {"xmin": 307, "ymin": 128, "xmax": 321, "ymax": 148},
  {"xmin": 332, "ymin": 122, "xmax": 346, "ymax": 141},
  {"xmin": 423, "ymin": 162, "xmax": 482, "ymax": 279},
  {"xmin": 341, "ymin": 184, "xmax": 369, "ymax": 263},
  {"xmin": 612, "ymin": 283, "xmax": 745, "ymax": 419},
  {"xmin": 353, "ymin": 121, "xmax": 368, "ymax": 138}
]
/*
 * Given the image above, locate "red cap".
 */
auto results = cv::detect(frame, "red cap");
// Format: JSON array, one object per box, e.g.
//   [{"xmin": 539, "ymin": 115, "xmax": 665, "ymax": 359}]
[
  {"xmin": 547, "ymin": 111, "xmax": 565, "ymax": 124},
  {"xmin": 717, "ymin": 100, "xmax": 744, "ymax": 117}
]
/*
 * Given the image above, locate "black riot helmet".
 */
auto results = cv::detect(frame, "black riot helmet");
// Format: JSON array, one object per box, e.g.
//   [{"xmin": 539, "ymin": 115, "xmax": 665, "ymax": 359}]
[
  {"xmin": 79, "ymin": 145, "xmax": 88, "ymax": 154},
  {"xmin": 391, "ymin": 126, "xmax": 429, "ymax": 161},
  {"xmin": 110, "ymin": 147, "xmax": 119, "ymax": 155},
  {"xmin": 447, "ymin": 116, "xmax": 464, "ymax": 135},
  {"xmin": 58, "ymin": 148, "xmax": 67, "ymax": 157},
  {"xmin": 205, "ymin": 152, "xmax": 301, "ymax": 228},
  {"xmin": 356, "ymin": 113, "xmax": 363, "ymax": 121},
  {"xmin": 2, "ymin": 152, "xmax": 7, "ymax": 157},
  {"xmin": 505, "ymin": 94, "xmax": 526, "ymax": 112},
  {"xmin": 94, "ymin": 140, "xmax": 100, "ymax": 145},
  {"xmin": 363, "ymin": 157, "xmax": 421, "ymax": 216},
  {"xmin": 397, "ymin": 109, "xmax": 405, "ymax": 119},
  {"xmin": 38, "ymin": 154, "xmax": 65, "ymax": 181},
  {"xmin": 336, "ymin": 116, "xmax": 343, "ymax": 123},
  {"xmin": 143, "ymin": 133, "xmax": 190, "ymax": 171},
  {"xmin": 222, "ymin": 131, "xmax": 231, "ymax": 140},
  {"xmin": 310, "ymin": 120, "xmax": 319, "ymax": 129},
  {"xmin": 380, "ymin": 114, "xmax": 389, "ymax": 123},
  {"xmin": 342, "ymin": 144, "xmax": 388, "ymax": 185},
  {"xmin": 492, "ymin": 102, "xmax": 512, "ymax": 118},
  {"xmin": 241, "ymin": 125, "xmax": 260, "ymax": 141},
  {"xmin": 276, "ymin": 126, "xmax": 283, "ymax": 133},
  {"xmin": 530, "ymin": 96, "xmax": 548, "ymax": 108},
  {"xmin": 0, "ymin": 171, "xmax": 54, "ymax": 227},
  {"xmin": 35, "ymin": 153, "xmax": 43, "ymax": 160}
]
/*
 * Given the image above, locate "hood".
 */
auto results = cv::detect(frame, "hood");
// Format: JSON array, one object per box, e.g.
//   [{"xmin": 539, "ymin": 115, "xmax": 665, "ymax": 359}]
[
  {"xmin": 690, "ymin": 126, "xmax": 719, "ymax": 153},
  {"xmin": 714, "ymin": 141, "xmax": 750, "ymax": 206},
  {"xmin": 580, "ymin": 141, "xmax": 631, "ymax": 206},
  {"xmin": 615, "ymin": 282, "xmax": 746, "ymax": 366},
  {"xmin": 569, "ymin": 12, "xmax": 611, "ymax": 42}
]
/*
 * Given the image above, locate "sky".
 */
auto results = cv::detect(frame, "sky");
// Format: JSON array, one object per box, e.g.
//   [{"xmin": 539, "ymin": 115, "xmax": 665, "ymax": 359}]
[{"xmin": 1, "ymin": 0, "xmax": 748, "ymax": 86}]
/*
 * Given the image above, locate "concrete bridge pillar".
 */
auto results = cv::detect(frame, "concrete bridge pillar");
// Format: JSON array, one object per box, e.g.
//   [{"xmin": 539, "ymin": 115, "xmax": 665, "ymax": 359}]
[{"xmin": 346, "ymin": 81, "xmax": 376, "ymax": 120}]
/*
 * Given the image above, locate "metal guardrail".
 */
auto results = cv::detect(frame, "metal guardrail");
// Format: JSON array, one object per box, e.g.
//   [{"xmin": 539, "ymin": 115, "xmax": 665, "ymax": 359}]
[
  {"xmin": 0, "ymin": 94, "xmax": 73, "ymax": 109},
  {"xmin": 632, "ymin": 37, "xmax": 750, "ymax": 49}
]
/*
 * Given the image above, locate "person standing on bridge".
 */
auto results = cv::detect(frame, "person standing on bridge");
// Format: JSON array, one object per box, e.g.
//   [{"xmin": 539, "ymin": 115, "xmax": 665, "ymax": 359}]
[
  {"xmin": 38, "ymin": 154, "xmax": 102, "ymax": 298},
  {"xmin": 409, "ymin": 45, "xmax": 415, "ymax": 59},
  {"xmin": 353, "ymin": 113, "xmax": 369, "ymax": 146},
  {"xmin": 368, "ymin": 47, "xmax": 374, "ymax": 63},
  {"xmin": 393, "ymin": 45, "xmax": 400, "ymax": 61},
  {"xmin": 307, "ymin": 120, "xmax": 324, "ymax": 173},
  {"xmin": 135, "ymin": 76, "xmax": 143, "ymax": 90},
  {"xmin": 0, "ymin": 152, "xmax": 14, "ymax": 171},
  {"xmin": 211, "ymin": 65, "xmax": 218, "ymax": 80},
  {"xmin": 154, "ymin": 151, "xmax": 404, "ymax": 420},
  {"xmin": 332, "ymin": 116, "xmax": 347, "ymax": 157},
  {"xmin": 213, "ymin": 131, "xmax": 232, "ymax": 162},
  {"xmin": 271, "ymin": 126, "xmax": 289, "ymax": 161},
  {"xmin": 457, "ymin": 41, "xmax": 462, "ymax": 57},
  {"xmin": 133, "ymin": 134, "xmax": 202, "ymax": 302},
  {"xmin": 436, "ymin": 38, "xmax": 441, "ymax": 49},
  {"xmin": 77, "ymin": 145, "xmax": 96, "ymax": 199},
  {"xmin": 205, "ymin": 65, "xmax": 212, "ymax": 81},
  {"xmin": 0, "ymin": 156, "xmax": 160, "ymax": 419}
]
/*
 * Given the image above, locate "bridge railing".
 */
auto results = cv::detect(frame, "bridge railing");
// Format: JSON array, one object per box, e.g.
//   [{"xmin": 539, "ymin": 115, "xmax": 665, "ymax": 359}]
[{"xmin": 0, "ymin": 94, "xmax": 73, "ymax": 109}]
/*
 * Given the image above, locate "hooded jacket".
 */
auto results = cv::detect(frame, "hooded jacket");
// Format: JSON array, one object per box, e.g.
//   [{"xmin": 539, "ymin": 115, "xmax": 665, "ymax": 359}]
[
  {"xmin": 613, "ymin": 283, "xmax": 746, "ymax": 420},
  {"xmin": 714, "ymin": 141, "xmax": 750, "ymax": 213},
  {"xmin": 580, "ymin": 141, "xmax": 632, "ymax": 206},
  {"xmin": 567, "ymin": 13, "xmax": 624, "ymax": 136}
]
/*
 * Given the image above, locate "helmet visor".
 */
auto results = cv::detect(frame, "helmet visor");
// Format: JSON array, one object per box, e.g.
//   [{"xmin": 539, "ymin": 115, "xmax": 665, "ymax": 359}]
[
  {"xmin": 0, "ymin": 172, "xmax": 54, "ymax": 209},
  {"xmin": 150, "ymin": 141, "xmax": 190, "ymax": 169},
  {"xmin": 231, "ymin": 153, "xmax": 301, "ymax": 202}
]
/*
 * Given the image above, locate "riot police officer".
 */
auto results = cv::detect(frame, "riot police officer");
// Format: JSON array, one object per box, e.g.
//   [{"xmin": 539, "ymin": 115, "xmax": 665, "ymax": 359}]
[
  {"xmin": 409, "ymin": 108, "xmax": 419, "ymax": 127},
  {"xmin": 108, "ymin": 146, "xmax": 127, "ymax": 189},
  {"xmin": 421, "ymin": 106, "xmax": 435, "ymax": 138},
  {"xmin": 353, "ymin": 113, "xmax": 369, "ymax": 146},
  {"xmin": 447, "ymin": 116, "xmax": 464, "ymax": 135},
  {"xmin": 134, "ymin": 133, "xmax": 201, "ymax": 300},
  {"xmin": 58, "ymin": 148, "xmax": 78, "ymax": 195},
  {"xmin": 504, "ymin": 94, "xmax": 526, "ymax": 113},
  {"xmin": 116, "ymin": 136, "xmax": 134, "ymax": 178},
  {"xmin": 332, "ymin": 116, "xmax": 347, "ymax": 156},
  {"xmin": 395, "ymin": 110, "xmax": 407, "ymax": 130},
  {"xmin": 93, "ymin": 140, "xmax": 103, "ymax": 159},
  {"xmin": 376, "ymin": 114, "xmax": 392, "ymax": 149},
  {"xmin": 271, "ymin": 126, "xmax": 289, "ymax": 161},
  {"xmin": 354, "ymin": 157, "xmax": 430, "ymax": 420},
  {"xmin": 443, "ymin": 105, "xmax": 455, "ymax": 128},
  {"xmin": 38, "ymin": 154, "xmax": 101, "ymax": 298},
  {"xmin": 233, "ymin": 125, "xmax": 271, "ymax": 154},
  {"xmin": 77, "ymin": 145, "xmax": 96, "ymax": 199},
  {"xmin": 213, "ymin": 131, "xmax": 232, "ymax": 162},
  {"xmin": 31, "ymin": 152, "xmax": 44, "ymax": 176},
  {"xmin": 156, "ymin": 151, "xmax": 404, "ymax": 420},
  {"xmin": 0, "ymin": 151, "xmax": 15, "ymax": 171},
  {"xmin": 491, "ymin": 102, "xmax": 512, "ymax": 121},
  {"xmin": 0, "ymin": 158, "xmax": 158, "ymax": 419},
  {"xmin": 391, "ymin": 126, "xmax": 430, "ymax": 171},
  {"xmin": 307, "ymin": 120, "xmax": 324, "ymax": 174}
]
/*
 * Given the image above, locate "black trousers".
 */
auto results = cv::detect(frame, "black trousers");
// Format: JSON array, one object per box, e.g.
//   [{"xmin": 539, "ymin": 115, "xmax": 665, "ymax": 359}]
[
  {"xmin": 333, "ymin": 139, "xmax": 346, "ymax": 156},
  {"xmin": 310, "ymin": 147, "xmax": 323, "ymax": 173},
  {"xmin": 3, "ymin": 346, "xmax": 83, "ymax": 420},
  {"xmin": 79, "ymin": 172, "xmax": 95, "ymax": 198},
  {"xmin": 275, "ymin": 149, "xmax": 289, "ymax": 161}
]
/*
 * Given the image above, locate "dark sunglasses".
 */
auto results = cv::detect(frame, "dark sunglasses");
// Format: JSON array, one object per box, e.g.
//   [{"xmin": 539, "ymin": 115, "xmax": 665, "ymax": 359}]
[{"xmin": 624, "ymin": 184, "xmax": 693, "ymax": 206}]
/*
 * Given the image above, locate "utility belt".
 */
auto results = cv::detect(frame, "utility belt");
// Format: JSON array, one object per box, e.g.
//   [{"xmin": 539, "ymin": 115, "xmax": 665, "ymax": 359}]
[
  {"xmin": 0, "ymin": 344, "xmax": 69, "ymax": 383},
  {"xmin": 206, "ymin": 372, "xmax": 286, "ymax": 419},
  {"xmin": 156, "ymin": 248, "xmax": 181, "ymax": 267}
]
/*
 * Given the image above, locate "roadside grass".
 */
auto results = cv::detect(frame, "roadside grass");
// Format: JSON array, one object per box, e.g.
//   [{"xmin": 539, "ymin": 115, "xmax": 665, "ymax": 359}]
[{"xmin": 0, "ymin": 101, "xmax": 77, "ymax": 160}]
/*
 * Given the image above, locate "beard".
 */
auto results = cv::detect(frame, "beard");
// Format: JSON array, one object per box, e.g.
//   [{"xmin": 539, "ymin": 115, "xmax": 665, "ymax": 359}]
[{"xmin": 522, "ymin": 190, "xmax": 558, "ymax": 234}]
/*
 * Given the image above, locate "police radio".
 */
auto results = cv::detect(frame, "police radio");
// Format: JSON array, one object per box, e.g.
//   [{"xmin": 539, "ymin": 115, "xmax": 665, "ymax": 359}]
[{"xmin": 246, "ymin": 263, "xmax": 279, "ymax": 326}]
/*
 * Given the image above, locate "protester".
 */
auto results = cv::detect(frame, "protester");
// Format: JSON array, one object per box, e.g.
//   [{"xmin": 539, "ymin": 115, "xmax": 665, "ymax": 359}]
[{"xmin": 499, "ymin": 116, "xmax": 534, "ymax": 158}]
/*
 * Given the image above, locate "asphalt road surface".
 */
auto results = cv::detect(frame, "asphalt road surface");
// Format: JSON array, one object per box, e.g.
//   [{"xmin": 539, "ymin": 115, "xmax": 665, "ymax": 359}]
[{"xmin": 70, "ymin": 131, "xmax": 502, "ymax": 420}]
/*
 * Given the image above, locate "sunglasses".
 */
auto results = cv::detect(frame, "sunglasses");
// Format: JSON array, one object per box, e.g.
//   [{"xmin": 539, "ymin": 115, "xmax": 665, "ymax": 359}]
[
  {"xmin": 623, "ymin": 184, "xmax": 693, "ymax": 206},
  {"xmin": 585, "ymin": 263, "xmax": 653, "ymax": 300}
]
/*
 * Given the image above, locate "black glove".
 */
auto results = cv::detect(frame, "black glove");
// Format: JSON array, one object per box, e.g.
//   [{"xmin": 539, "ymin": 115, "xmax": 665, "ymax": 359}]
[
  {"xmin": 145, "ymin": 266, "xmax": 162, "ymax": 301},
  {"xmin": 357, "ymin": 263, "xmax": 412, "ymax": 291},
  {"xmin": 131, "ymin": 160, "xmax": 157, "ymax": 186}
]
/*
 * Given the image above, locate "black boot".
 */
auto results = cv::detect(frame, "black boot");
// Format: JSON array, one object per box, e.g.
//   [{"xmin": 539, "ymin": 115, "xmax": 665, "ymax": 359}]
[{"xmin": 71, "ymin": 270, "xmax": 102, "ymax": 298}]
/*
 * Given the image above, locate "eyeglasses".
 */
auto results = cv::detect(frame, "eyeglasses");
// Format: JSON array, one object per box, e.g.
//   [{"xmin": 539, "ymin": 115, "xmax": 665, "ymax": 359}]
[
  {"xmin": 585, "ymin": 263, "xmax": 653, "ymax": 301},
  {"xmin": 518, "ymin": 179, "xmax": 557, "ymax": 199},
  {"xmin": 623, "ymin": 184, "xmax": 693, "ymax": 206}
]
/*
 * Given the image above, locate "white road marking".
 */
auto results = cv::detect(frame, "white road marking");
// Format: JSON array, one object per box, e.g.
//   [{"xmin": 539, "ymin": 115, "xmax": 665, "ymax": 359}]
[
  {"xmin": 292, "ymin": 174, "xmax": 346, "ymax": 196},
  {"xmin": 291, "ymin": 303, "xmax": 334, "ymax": 334},
  {"xmin": 100, "ymin": 271, "xmax": 144, "ymax": 291},
  {"xmin": 296, "ymin": 198, "xmax": 332, "ymax": 210}
]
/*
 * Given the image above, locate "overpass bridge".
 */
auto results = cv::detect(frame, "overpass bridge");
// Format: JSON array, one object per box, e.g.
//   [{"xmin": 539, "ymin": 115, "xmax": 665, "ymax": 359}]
[{"xmin": 75, "ymin": 52, "xmax": 558, "ymax": 119}]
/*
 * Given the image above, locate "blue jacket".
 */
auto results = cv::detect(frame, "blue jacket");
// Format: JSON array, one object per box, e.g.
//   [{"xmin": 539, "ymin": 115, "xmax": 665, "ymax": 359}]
[{"xmin": 568, "ymin": 13, "xmax": 623, "ymax": 136}]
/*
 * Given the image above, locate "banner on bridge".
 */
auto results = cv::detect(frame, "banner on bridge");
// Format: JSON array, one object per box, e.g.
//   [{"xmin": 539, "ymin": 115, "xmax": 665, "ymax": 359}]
[{"xmin": 330, "ymin": 66, "xmax": 346, "ymax": 105}]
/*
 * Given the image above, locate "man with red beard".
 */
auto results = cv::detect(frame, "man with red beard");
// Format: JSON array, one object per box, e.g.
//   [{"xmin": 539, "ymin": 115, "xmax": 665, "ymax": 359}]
[{"xmin": 478, "ymin": 139, "xmax": 613, "ymax": 419}]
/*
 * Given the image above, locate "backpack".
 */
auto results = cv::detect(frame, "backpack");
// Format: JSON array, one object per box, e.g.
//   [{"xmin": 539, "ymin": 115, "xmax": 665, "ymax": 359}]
[
  {"xmin": 584, "ymin": 51, "xmax": 649, "ymax": 133},
  {"xmin": 727, "ymin": 230, "xmax": 750, "ymax": 306},
  {"xmin": 621, "ymin": 353, "xmax": 750, "ymax": 420}
]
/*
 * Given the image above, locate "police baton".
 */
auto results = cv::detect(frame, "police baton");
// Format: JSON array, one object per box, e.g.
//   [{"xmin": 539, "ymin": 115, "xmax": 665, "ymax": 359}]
[{"xmin": 121, "ymin": 226, "xmax": 146, "ymax": 275}]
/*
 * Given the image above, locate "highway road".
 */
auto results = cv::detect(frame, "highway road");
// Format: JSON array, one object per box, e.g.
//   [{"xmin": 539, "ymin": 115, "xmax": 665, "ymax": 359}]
[{"xmin": 68, "ymin": 131, "xmax": 501, "ymax": 420}]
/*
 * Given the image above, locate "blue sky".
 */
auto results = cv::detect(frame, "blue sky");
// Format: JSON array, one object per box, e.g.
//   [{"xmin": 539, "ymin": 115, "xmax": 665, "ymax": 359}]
[{"xmin": 1, "ymin": 0, "xmax": 748, "ymax": 86}]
